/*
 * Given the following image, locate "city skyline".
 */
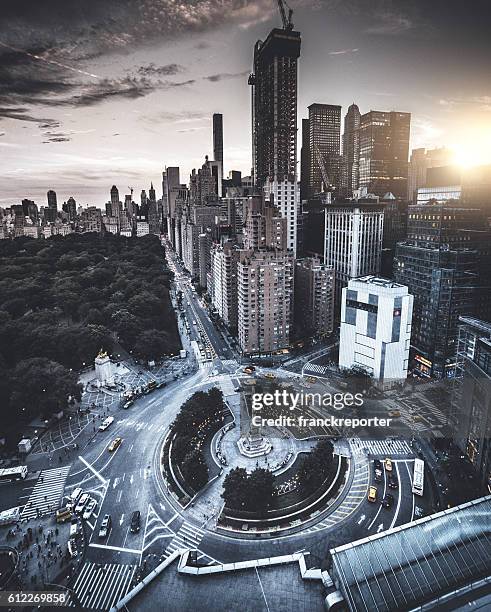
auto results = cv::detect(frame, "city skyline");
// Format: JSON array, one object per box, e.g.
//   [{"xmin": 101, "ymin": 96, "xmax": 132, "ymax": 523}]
[{"xmin": 1, "ymin": 0, "xmax": 491, "ymax": 206}]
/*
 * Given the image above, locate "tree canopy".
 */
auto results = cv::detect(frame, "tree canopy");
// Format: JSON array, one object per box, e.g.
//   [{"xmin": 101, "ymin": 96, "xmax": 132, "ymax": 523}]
[{"xmin": 0, "ymin": 233, "xmax": 180, "ymax": 436}]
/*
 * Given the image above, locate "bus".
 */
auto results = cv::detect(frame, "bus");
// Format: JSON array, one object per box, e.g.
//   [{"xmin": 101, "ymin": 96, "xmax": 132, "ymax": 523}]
[
  {"xmin": 0, "ymin": 466, "xmax": 28, "ymax": 481},
  {"xmin": 412, "ymin": 458, "xmax": 425, "ymax": 496}
]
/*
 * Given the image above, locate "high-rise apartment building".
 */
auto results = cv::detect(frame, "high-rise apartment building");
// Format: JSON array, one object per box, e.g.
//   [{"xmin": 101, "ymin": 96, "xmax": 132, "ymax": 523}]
[
  {"xmin": 341, "ymin": 103, "xmax": 361, "ymax": 196},
  {"xmin": 308, "ymin": 103, "xmax": 341, "ymax": 196},
  {"xmin": 250, "ymin": 27, "xmax": 301, "ymax": 186},
  {"xmin": 211, "ymin": 241, "xmax": 239, "ymax": 332},
  {"xmin": 324, "ymin": 202, "xmax": 384, "ymax": 306},
  {"xmin": 339, "ymin": 276, "xmax": 413, "ymax": 381},
  {"xmin": 358, "ymin": 111, "xmax": 411, "ymax": 198},
  {"xmin": 294, "ymin": 258, "xmax": 335, "ymax": 338},
  {"xmin": 262, "ymin": 176, "xmax": 298, "ymax": 254},
  {"xmin": 81, "ymin": 207, "xmax": 102, "ymax": 233},
  {"xmin": 300, "ymin": 118, "xmax": 310, "ymax": 201},
  {"xmin": 407, "ymin": 147, "xmax": 454, "ymax": 201},
  {"xmin": 452, "ymin": 317, "xmax": 491, "ymax": 495},
  {"xmin": 238, "ymin": 249, "xmax": 293, "ymax": 355},
  {"xmin": 394, "ymin": 202, "xmax": 485, "ymax": 377}
]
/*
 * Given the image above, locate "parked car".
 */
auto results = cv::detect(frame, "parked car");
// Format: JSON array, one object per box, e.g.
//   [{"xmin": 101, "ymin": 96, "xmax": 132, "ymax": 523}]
[
  {"xmin": 74, "ymin": 493, "xmax": 90, "ymax": 515},
  {"xmin": 98, "ymin": 514, "xmax": 111, "ymax": 539},
  {"xmin": 83, "ymin": 498, "xmax": 97, "ymax": 520},
  {"xmin": 130, "ymin": 510, "xmax": 141, "ymax": 533}
]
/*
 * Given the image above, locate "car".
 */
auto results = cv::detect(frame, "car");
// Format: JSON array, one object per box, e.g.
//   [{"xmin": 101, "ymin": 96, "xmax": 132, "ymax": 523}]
[
  {"xmin": 130, "ymin": 510, "xmax": 141, "ymax": 533},
  {"xmin": 99, "ymin": 416, "xmax": 114, "ymax": 431},
  {"xmin": 264, "ymin": 373, "xmax": 276, "ymax": 379},
  {"xmin": 234, "ymin": 387, "xmax": 241, "ymax": 392},
  {"xmin": 123, "ymin": 400, "xmax": 133, "ymax": 410},
  {"xmin": 373, "ymin": 459, "xmax": 383, "ymax": 471},
  {"xmin": 374, "ymin": 468, "xmax": 383, "ymax": 483},
  {"xmin": 385, "ymin": 458, "xmax": 393, "ymax": 472},
  {"xmin": 68, "ymin": 487, "xmax": 83, "ymax": 509},
  {"xmin": 388, "ymin": 410, "xmax": 401, "ymax": 418},
  {"xmin": 108, "ymin": 437, "xmax": 123, "ymax": 452},
  {"xmin": 98, "ymin": 514, "xmax": 111, "ymax": 539},
  {"xmin": 192, "ymin": 320, "xmax": 197, "ymax": 325},
  {"xmin": 83, "ymin": 498, "xmax": 97, "ymax": 520},
  {"xmin": 368, "ymin": 486, "xmax": 377, "ymax": 502},
  {"xmin": 306, "ymin": 376, "xmax": 317, "ymax": 383},
  {"xmin": 74, "ymin": 493, "xmax": 90, "ymax": 515},
  {"xmin": 381, "ymin": 493, "xmax": 395, "ymax": 508},
  {"xmin": 56, "ymin": 507, "xmax": 72, "ymax": 524},
  {"xmin": 388, "ymin": 475, "xmax": 399, "ymax": 489}
]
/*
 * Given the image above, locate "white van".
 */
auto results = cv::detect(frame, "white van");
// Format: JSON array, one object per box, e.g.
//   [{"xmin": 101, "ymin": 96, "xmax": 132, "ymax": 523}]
[{"xmin": 69, "ymin": 488, "xmax": 83, "ymax": 508}]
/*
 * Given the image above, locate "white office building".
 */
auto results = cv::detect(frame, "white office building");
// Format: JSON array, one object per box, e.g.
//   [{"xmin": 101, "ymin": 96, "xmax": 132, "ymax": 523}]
[
  {"xmin": 339, "ymin": 276, "xmax": 413, "ymax": 381},
  {"xmin": 324, "ymin": 203, "xmax": 384, "ymax": 304}
]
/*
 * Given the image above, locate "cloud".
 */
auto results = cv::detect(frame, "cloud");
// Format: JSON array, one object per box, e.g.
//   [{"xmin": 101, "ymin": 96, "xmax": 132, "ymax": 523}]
[
  {"xmin": 0, "ymin": 106, "xmax": 60, "ymax": 127},
  {"xmin": 136, "ymin": 63, "xmax": 183, "ymax": 77},
  {"xmin": 203, "ymin": 70, "xmax": 249, "ymax": 83},
  {"xmin": 328, "ymin": 48, "xmax": 359, "ymax": 55},
  {"xmin": 365, "ymin": 13, "xmax": 413, "ymax": 35},
  {"xmin": 438, "ymin": 95, "xmax": 491, "ymax": 112}
]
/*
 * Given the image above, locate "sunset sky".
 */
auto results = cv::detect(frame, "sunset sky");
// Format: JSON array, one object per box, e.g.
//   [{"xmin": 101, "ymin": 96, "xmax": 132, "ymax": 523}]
[{"xmin": 1, "ymin": 0, "xmax": 490, "ymax": 207}]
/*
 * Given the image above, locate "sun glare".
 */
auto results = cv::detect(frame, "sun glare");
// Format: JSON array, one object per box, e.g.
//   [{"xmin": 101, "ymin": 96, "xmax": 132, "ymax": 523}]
[{"xmin": 453, "ymin": 134, "xmax": 491, "ymax": 168}]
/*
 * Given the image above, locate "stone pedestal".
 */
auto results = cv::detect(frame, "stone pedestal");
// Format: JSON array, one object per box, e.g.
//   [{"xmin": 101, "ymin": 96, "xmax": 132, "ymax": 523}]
[
  {"xmin": 94, "ymin": 350, "xmax": 114, "ymax": 386},
  {"xmin": 237, "ymin": 433, "xmax": 272, "ymax": 458}
]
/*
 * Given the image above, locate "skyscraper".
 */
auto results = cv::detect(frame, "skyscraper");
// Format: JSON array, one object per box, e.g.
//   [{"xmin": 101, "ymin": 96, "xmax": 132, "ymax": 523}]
[
  {"xmin": 324, "ymin": 202, "xmax": 384, "ymax": 308},
  {"xmin": 46, "ymin": 190, "xmax": 57, "ymax": 222},
  {"xmin": 407, "ymin": 147, "xmax": 454, "ymax": 201},
  {"xmin": 342, "ymin": 103, "xmax": 361, "ymax": 196},
  {"xmin": 300, "ymin": 118, "xmax": 310, "ymax": 201},
  {"xmin": 250, "ymin": 27, "xmax": 301, "ymax": 186},
  {"xmin": 110, "ymin": 185, "xmax": 120, "ymax": 219},
  {"xmin": 213, "ymin": 113, "xmax": 223, "ymax": 196},
  {"xmin": 358, "ymin": 111, "xmax": 410, "ymax": 198},
  {"xmin": 308, "ymin": 103, "xmax": 341, "ymax": 195},
  {"xmin": 394, "ymin": 202, "xmax": 485, "ymax": 377}
]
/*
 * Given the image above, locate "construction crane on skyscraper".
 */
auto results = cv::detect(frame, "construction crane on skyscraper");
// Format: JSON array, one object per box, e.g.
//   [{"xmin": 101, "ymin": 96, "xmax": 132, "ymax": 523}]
[{"xmin": 277, "ymin": 0, "xmax": 294, "ymax": 30}]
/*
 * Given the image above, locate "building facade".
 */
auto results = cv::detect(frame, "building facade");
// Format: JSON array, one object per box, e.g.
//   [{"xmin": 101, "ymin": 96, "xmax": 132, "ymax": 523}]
[
  {"xmin": 358, "ymin": 111, "xmax": 410, "ymax": 198},
  {"xmin": 339, "ymin": 276, "xmax": 413, "ymax": 381},
  {"xmin": 324, "ymin": 202, "xmax": 384, "ymax": 306},
  {"xmin": 307, "ymin": 103, "xmax": 341, "ymax": 196},
  {"xmin": 341, "ymin": 103, "xmax": 361, "ymax": 197},
  {"xmin": 294, "ymin": 258, "xmax": 334, "ymax": 338}
]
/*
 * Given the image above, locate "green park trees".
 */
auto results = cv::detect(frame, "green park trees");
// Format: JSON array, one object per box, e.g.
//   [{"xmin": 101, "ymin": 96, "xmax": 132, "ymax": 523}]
[
  {"xmin": 297, "ymin": 439, "xmax": 334, "ymax": 495},
  {"xmin": 222, "ymin": 467, "xmax": 275, "ymax": 512},
  {"xmin": 0, "ymin": 233, "xmax": 180, "ymax": 434}
]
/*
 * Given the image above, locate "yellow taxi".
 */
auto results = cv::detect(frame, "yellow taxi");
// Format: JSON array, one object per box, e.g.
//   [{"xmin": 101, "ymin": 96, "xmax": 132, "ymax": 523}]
[
  {"xmin": 306, "ymin": 376, "xmax": 317, "ymax": 383},
  {"xmin": 385, "ymin": 458, "xmax": 393, "ymax": 472},
  {"xmin": 108, "ymin": 437, "xmax": 123, "ymax": 452},
  {"xmin": 264, "ymin": 373, "xmax": 276, "ymax": 379},
  {"xmin": 388, "ymin": 410, "xmax": 400, "ymax": 417},
  {"xmin": 368, "ymin": 486, "xmax": 377, "ymax": 503}
]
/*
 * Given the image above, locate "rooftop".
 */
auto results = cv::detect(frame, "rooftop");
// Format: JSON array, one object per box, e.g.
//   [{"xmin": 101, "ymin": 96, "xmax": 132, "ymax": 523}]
[
  {"xmin": 330, "ymin": 495, "xmax": 491, "ymax": 612},
  {"xmin": 352, "ymin": 276, "xmax": 406, "ymax": 290}
]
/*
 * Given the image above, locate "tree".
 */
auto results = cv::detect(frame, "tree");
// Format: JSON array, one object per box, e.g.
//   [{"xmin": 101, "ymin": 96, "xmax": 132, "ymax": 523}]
[
  {"xmin": 248, "ymin": 468, "xmax": 274, "ymax": 510},
  {"xmin": 297, "ymin": 439, "xmax": 334, "ymax": 495},
  {"xmin": 222, "ymin": 467, "xmax": 249, "ymax": 510},
  {"xmin": 181, "ymin": 449, "xmax": 209, "ymax": 491}
]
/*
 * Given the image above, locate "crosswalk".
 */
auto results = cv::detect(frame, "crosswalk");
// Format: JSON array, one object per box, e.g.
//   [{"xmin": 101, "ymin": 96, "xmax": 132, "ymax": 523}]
[
  {"xmin": 163, "ymin": 522, "xmax": 205, "ymax": 558},
  {"xmin": 69, "ymin": 562, "xmax": 136, "ymax": 610},
  {"xmin": 306, "ymin": 456, "xmax": 369, "ymax": 533},
  {"xmin": 116, "ymin": 419, "xmax": 168, "ymax": 432},
  {"xmin": 21, "ymin": 466, "xmax": 71, "ymax": 519},
  {"xmin": 221, "ymin": 359, "xmax": 237, "ymax": 367},
  {"xmin": 304, "ymin": 363, "xmax": 329, "ymax": 375},
  {"xmin": 349, "ymin": 438, "xmax": 413, "ymax": 457}
]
